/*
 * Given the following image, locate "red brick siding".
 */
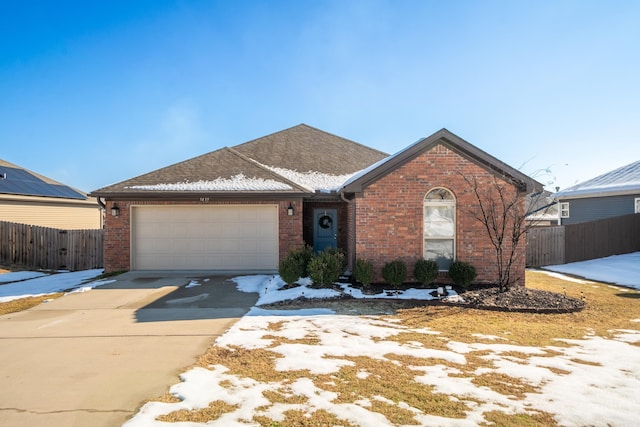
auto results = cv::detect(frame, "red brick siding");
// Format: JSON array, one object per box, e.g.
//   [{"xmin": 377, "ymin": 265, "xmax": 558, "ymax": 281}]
[
  {"xmin": 355, "ymin": 144, "xmax": 527, "ymax": 286},
  {"xmin": 103, "ymin": 199, "xmax": 303, "ymax": 273}
]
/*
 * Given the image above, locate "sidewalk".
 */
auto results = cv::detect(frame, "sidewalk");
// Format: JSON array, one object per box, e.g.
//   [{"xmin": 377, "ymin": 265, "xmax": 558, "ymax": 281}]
[{"xmin": 0, "ymin": 271, "xmax": 258, "ymax": 427}]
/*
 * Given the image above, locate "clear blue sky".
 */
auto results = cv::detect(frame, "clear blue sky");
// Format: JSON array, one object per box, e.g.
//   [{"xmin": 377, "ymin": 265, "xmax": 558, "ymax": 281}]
[{"xmin": 1, "ymin": 0, "xmax": 639, "ymax": 193}]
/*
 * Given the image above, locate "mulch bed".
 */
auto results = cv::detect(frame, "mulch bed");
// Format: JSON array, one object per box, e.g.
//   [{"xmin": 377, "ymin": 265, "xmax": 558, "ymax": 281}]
[{"xmin": 261, "ymin": 282, "xmax": 586, "ymax": 315}]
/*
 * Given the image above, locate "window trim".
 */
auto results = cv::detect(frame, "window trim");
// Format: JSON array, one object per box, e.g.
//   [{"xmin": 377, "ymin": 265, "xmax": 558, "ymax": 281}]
[
  {"xmin": 423, "ymin": 187, "xmax": 456, "ymax": 271},
  {"xmin": 559, "ymin": 202, "xmax": 570, "ymax": 218}
]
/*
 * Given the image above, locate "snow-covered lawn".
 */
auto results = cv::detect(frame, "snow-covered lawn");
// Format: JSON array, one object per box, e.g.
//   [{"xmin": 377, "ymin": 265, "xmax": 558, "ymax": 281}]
[
  {"xmin": 545, "ymin": 251, "xmax": 640, "ymax": 289},
  {"xmin": 0, "ymin": 269, "xmax": 111, "ymax": 302},
  {"xmin": 1, "ymin": 255, "xmax": 639, "ymax": 426}
]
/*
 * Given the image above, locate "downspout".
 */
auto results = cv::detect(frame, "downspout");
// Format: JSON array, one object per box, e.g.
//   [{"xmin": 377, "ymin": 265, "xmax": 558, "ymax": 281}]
[
  {"xmin": 97, "ymin": 197, "xmax": 107, "ymax": 228},
  {"xmin": 340, "ymin": 190, "xmax": 356, "ymax": 274}
]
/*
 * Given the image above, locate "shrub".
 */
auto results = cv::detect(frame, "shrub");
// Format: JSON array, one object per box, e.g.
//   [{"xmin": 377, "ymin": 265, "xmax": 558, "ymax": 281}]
[
  {"xmin": 278, "ymin": 245, "xmax": 313, "ymax": 285},
  {"xmin": 382, "ymin": 260, "xmax": 407, "ymax": 288},
  {"xmin": 414, "ymin": 259, "xmax": 439, "ymax": 286},
  {"xmin": 448, "ymin": 261, "xmax": 477, "ymax": 288},
  {"xmin": 354, "ymin": 259, "xmax": 374, "ymax": 287},
  {"xmin": 308, "ymin": 250, "xmax": 345, "ymax": 287}
]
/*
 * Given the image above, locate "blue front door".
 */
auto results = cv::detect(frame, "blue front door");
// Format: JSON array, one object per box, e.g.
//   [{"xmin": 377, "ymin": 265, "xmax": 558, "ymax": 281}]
[{"xmin": 313, "ymin": 209, "xmax": 337, "ymax": 253}]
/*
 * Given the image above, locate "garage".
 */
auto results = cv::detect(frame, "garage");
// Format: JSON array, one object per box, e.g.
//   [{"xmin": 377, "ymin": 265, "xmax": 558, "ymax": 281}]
[{"xmin": 131, "ymin": 205, "xmax": 279, "ymax": 270}]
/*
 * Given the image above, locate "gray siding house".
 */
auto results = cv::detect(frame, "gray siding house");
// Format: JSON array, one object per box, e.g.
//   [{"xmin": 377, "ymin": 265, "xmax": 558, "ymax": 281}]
[{"xmin": 554, "ymin": 160, "xmax": 640, "ymax": 225}]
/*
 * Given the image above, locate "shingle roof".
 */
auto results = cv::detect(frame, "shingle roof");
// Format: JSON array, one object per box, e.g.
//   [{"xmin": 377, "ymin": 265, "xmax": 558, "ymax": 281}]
[
  {"xmin": 0, "ymin": 159, "xmax": 87, "ymax": 200},
  {"xmin": 91, "ymin": 124, "xmax": 389, "ymax": 197},
  {"xmin": 554, "ymin": 159, "xmax": 640, "ymax": 199}
]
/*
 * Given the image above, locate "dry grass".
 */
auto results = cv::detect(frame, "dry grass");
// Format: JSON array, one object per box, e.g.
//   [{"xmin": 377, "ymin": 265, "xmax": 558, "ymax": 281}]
[
  {"xmin": 156, "ymin": 401, "xmax": 239, "ymax": 423},
  {"xmin": 396, "ymin": 270, "xmax": 640, "ymax": 347},
  {"xmin": 0, "ymin": 293, "xmax": 64, "ymax": 315},
  {"xmin": 154, "ymin": 271, "xmax": 640, "ymax": 426}
]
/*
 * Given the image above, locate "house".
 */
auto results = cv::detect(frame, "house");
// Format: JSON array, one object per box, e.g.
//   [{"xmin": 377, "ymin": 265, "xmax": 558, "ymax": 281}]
[
  {"xmin": 525, "ymin": 190, "xmax": 558, "ymax": 227},
  {"xmin": 0, "ymin": 159, "xmax": 102, "ymax": 229},
  {"xmin": 553, "ymin": 160, "xmax": 640, "ymax": 225},
  {"xmin": 91, "ymin": 124, "xmax": 540, "ymax": 285}
]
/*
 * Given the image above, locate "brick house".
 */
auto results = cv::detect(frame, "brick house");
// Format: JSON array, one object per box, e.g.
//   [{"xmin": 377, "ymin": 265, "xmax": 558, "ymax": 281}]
[{"xmin": 91, "ymin": 125, "xmax": 540, "ymax": 285}]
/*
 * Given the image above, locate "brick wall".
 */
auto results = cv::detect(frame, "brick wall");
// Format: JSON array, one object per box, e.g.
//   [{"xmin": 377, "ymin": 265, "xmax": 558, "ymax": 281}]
[
  {"xmin": 354, "ymin": 143, "xmax": 527, "ymax": 286},
  {"xmin": 103, "ymin": 199, "xmax": 303, "ymax": 273}
]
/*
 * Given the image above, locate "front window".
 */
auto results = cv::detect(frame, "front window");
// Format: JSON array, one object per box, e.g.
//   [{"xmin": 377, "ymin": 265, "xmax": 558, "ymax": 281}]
[
  {"xmin": 424, "ymin": 188, "xmax": 455, "ymax": 270},
  {"xmin": 560, "ymin": 202, "xmax": 570, "ymax": 218},
  {"xmin": 635, "ymin": 198, "xmax": 640, "ymax": 214}
]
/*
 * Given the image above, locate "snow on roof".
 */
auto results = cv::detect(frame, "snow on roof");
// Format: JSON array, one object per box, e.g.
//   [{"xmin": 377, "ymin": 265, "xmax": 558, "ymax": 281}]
[
  {"xmin": 127, "ymin": 174, "xmax": 293, "ymax": 191},
  {"xmin": 555, "ymin": 160, "xmax": 640, "ymax": 199},
  {"xmin": 261, "ymin": 165, "xmax": 360, "ymax": 193}
]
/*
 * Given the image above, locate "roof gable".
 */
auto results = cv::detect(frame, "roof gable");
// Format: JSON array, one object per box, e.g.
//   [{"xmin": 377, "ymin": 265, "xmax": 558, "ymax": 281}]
[
  {"xmin": 341, "ymin": 129, "xmax": 541, "ymax": 194},
  {"xmin": 554, "ymin": 159, "xmax": 640, "ymax": 200},
  {"xmin": 0, "ymin": 159, "xmax": 87, "ymax": 200}
]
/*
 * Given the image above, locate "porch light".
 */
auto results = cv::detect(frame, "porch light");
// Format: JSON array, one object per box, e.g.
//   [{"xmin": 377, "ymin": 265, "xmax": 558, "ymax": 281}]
[
  {"xmin": 287, "ymin": 203, "xmax": 294, "ymax": 216},
  {"xmin": 111, "ymin": 203, "xmax": 120, "ymax": 217}
]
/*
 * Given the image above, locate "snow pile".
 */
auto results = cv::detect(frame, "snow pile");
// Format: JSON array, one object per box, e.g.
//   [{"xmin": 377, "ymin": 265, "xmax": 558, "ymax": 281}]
[{"xmin": 127, "ymin": 174, "xmax": 293, "ymax": 191}]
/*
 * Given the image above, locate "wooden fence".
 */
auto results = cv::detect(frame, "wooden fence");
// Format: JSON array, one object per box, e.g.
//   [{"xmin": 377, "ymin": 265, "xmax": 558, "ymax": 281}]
[
  {"xmin": 0, "ymin": 221, "xmax": 103, "ymax": 271},
  {"xmin": 526, "ymin": 213, "xmax": 640, "ymax": 267}
]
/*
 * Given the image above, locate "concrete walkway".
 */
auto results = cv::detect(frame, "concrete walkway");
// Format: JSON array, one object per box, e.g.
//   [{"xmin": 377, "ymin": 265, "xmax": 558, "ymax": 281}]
[{"xmin": 0, "ymin": 271, "xmax": 259, "ymax": 427}]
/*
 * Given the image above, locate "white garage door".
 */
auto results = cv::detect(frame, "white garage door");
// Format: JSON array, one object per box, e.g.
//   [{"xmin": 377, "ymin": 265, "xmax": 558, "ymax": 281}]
[{"xmin": 132, "ymin": 205, "xmax": 278, "ymax": 270}]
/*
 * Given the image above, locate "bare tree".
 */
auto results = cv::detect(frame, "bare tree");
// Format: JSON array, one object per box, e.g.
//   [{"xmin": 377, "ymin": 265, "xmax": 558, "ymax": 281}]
[{"xmin": 460, "ymin": 173, "xmax": 545, "ymax": 292}]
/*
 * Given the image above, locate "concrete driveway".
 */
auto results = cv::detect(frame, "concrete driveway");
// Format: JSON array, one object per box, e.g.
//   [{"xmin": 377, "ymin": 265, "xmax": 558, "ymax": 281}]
[{"xmin": 0, "ymin": 271, "xmax": 259, "ymax": 427}]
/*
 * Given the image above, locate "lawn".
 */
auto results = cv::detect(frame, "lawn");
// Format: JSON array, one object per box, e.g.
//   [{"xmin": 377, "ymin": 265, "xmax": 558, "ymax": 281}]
[{"xmin": 126, "ymin": 270, "xmax": 640, "ymax": 427}]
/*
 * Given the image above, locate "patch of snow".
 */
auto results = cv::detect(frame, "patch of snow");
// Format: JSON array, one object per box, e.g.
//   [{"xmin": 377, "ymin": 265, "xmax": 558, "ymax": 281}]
[
  {"xmin": 0, "ymin": 271, "xmax": 48, "ymax": 284},
  {"xmin": 185, "ymin": 280, "xmax": 201, "ymax": 288},
  {"xmin": 127, "ymin": 174, "xmax": 293, "ymax": 191},
  {"xmin": 261, "ymin": 165, "xmax": 359, "ymax": 192},
  {"xmin": 544, "ymin": 252, "xmax": 640, "ymax": 289},
  {"xmin": 0, "ymin": 269, "xmax": 106, "ymax": 302}
]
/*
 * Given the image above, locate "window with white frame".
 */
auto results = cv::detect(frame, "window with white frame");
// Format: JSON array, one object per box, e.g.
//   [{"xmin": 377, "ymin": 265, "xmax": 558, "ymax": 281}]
[
  {"xmin": 560, "ymin": 202, "xmax": 570, "ymax": 218},
  {"xmin": 635, "ymin": 198, "xmax": 640, "ymax": 214},
  {"xmin": 424, "ymin": 188, "xmax": 455, "ymax": 271}
]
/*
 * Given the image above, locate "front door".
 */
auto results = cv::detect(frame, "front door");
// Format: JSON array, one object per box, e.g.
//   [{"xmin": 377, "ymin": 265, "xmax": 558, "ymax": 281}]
[{"xmin": 313, "ymin": 209, "xmax": 337, "ymax": 253}]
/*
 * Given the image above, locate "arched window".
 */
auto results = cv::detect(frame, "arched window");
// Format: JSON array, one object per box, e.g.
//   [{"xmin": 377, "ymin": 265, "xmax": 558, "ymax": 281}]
[{"xmin": 424, "ymin": 188, "xmax": 456, "ymax": 270}]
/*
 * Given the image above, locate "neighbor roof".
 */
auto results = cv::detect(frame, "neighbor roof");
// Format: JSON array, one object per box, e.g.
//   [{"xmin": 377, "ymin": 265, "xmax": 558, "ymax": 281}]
[
  {"xmin": 341, "ymin": 129, "xmax": 542, "ymax": 194},
  {"xmin": 0, "ymin": 159, "xmax": 87, "ymax": 200},
  {"xmin": 91, "ymin": 124, "xmax": 389, "ymax": 198},
  {"xmin": 554, "ymin": 159, "xmax": 640, "ymax": 200}
]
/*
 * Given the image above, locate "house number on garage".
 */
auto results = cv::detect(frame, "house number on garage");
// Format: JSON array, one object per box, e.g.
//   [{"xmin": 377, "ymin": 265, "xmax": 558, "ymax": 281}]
[{"xmin": 199, "ymin": 197, "xmax": 210, "ymax": 203}]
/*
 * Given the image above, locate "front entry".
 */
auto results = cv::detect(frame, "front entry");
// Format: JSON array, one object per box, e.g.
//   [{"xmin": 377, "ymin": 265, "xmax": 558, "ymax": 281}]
[{"xmin": 313, "ymin": 209, "xmax": 337, "ymax": 253}]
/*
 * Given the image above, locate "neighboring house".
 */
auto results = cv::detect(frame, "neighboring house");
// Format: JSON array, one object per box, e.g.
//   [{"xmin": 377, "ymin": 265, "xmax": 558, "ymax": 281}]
[
  {"xmin": 554, "ymin": 160, "xmax": 640, "ymax": 225},
  {"xmin": 525, "ymin": 191, "xmax": 558, "ymax": 227},
  {"xmin": 0, "ymin": 159, "xmax": 102, "ymax": 229},
  {"xmin": 92, "ymin": 124, "xmax": 540, "ymax": 285}
]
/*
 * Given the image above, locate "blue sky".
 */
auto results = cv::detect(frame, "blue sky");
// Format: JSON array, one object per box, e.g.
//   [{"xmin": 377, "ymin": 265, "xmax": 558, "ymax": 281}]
[{"xmin": 1, "ymin": 0, "xmax": 639, "ymax": 193}]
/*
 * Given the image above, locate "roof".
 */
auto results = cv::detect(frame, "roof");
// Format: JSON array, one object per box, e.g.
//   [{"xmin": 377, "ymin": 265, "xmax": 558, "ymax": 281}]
[
  {"xmin": 0, "ymin": 159, "xmax": 87, "ymax": 200},
  {"xmin": 341, "ymin": 129, "xmax": 542, "ymax": 194},
  {"xmin": 92, "ymin": 124, "xmax": 389, "ymax": 198},
  {"xmin": 554, "ymin": 159, "xmax": 640, "ymax": 200}
]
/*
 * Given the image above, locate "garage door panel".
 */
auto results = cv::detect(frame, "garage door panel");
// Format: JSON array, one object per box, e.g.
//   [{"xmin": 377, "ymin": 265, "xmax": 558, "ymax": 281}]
[{"xmin": 132, "ymin": 205, "xmax": 278, "ymax": 270}]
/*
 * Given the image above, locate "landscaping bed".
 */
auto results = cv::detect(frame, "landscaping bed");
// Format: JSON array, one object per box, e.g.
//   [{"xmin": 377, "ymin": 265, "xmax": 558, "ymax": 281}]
[{"xmin": 262, "ymin": 281, "xmax": 586, "ymax": 314}]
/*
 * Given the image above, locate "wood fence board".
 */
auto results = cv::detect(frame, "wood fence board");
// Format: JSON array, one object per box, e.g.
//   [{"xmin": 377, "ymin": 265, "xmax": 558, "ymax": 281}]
[
  {"xmin": 0, "ymin": 221, "xmax": 103, "ymax": 271},
  {"xmin": 527, "ymin": 214, "xmax": 640, "ymax": 267}
]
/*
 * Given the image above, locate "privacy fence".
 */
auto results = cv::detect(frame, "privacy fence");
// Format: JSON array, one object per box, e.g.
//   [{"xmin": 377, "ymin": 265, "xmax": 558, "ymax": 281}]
[
  {"xmin": 0, "ymin": 221, "xmax": 103, "ymax": 271},
  {"xmin": 526, "ymin": 213, "xmax": 640, "ymax": 267}
]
